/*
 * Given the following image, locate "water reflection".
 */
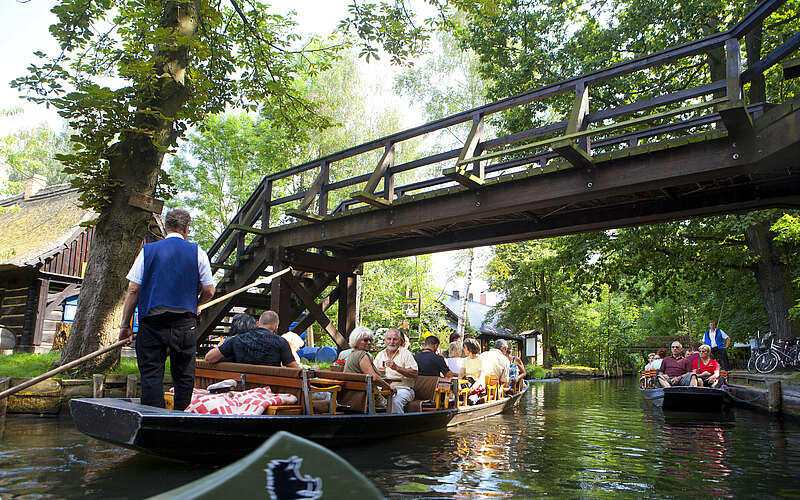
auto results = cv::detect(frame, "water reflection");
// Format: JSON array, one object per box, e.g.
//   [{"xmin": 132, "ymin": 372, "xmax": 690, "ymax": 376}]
[{"xmin": 1, "ymin": 379, "xmax": 800, "ymax": 498}]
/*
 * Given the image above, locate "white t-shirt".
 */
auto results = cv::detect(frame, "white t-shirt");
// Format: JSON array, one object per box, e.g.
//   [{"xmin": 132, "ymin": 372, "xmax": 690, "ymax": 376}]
[
  {"xmin": 375, "ymin": 347, "xmax": 418, "ymax": 389},
  {"xmin": 480, "ymin": 349, "xmax": 510, "ymax": 384},
  {"xmin": 707, "ymin": 329, "xmax": 729, "ymax": 348},
  {"xmin": 446, "ymin": 357, "xmax": 463, "ymax": 376}
]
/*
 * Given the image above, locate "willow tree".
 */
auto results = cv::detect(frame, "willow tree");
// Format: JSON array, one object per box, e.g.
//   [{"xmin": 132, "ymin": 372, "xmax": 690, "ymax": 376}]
[{"xmin": 12, "ymin": 0, "xmax": 337, "ymax": 372}]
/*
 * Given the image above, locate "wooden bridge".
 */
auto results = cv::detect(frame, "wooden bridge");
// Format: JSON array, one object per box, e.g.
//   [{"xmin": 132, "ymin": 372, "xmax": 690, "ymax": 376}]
[{"xmin": 197, "ymin": 0, "xmax": 800, "ymax": 346}]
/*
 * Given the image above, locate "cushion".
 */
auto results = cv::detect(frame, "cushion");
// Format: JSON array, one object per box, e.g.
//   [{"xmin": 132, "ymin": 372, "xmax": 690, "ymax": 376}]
[{"xmin": 185, "ymin": 387, "xmax": 298, "ymax": 415}]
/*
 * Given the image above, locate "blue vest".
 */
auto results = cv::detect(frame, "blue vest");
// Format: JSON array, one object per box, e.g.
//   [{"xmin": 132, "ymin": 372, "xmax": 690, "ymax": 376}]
[
  {"xmin": 703, "ymin": 329, "xmax": 725, "ymax": 349},
  {"xmin": 138, "ymin": 237, "xmax": 199, "ymax": 317}
]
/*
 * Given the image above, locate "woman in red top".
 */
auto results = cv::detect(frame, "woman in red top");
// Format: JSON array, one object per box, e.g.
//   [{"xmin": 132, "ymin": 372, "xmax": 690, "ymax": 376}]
[{"xmin": 693, "ymin": 344, "xmax": 721, "ymax": 387}]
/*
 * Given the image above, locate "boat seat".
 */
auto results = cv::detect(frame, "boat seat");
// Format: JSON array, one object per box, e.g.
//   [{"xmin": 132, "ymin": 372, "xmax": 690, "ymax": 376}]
[
  {"xmin": 194, "ymin": 361, "xmax": 313, "ymax": 414},
  {"xmin": 456, "ymin": 379, "xmax": 471, "ymax": 407},
  {"xmin": 485, "ymin": 375, "xmax": 500, "ymax": 401},
  {"xmin": 312, "ymin": 370, "xmax": 388, "ymax": 414},
  {"xmin": 423, "ymin": 378, "xmax": 456, "ymax": 411},
  {"xmin": 640, "ymin": 369, "xmax": 658, "ymax": 389}
]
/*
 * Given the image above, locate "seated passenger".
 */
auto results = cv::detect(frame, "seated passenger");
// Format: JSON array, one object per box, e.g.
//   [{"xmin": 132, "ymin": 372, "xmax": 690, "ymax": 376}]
[
  {"xmin": 217, "ymin": 313, "xmax": 256, "ymax": 362},
  {"xmin": 281, "ymin": 331, "xmax": 305, "ymax": 366},
  {"xmin": 414, "ymin": 335, "xmax": 456, "ymax": 377},
  {"xmin": 460, "ymin": 338, "xmax": 482, "ymax": 384},
  {"xmin": 445, "ymin": 341, "xmax": 464, "ymax": 376},
  {"xmin": 649, "ymin": 348, "xmax": 667, "ymax": 370},
  {"xmin": 657, "ymin": 341, "xmax": 698, "ymax": 387},
  {"xmin": 344, "ymin": 326, "xmax": 396, "ymax": 396},
  {"xmin": 693, "ymin": 344, "xmax": 723, "ymax": 387},
  {"xmin": 506, "ymin": 349, "xmax": 526, "ymax": 389},
  {"xmin": 204, "ymin": 310, "xmax": 300, "ymax": 368},
  {"xmin": 374, "ymin": 328, "xmax": 418, "ymax": 413},
  {"xmin": 479, "ymin": 339, "xmax": 511, "ymax": 389},
  {"xmin": 684, "ymin": 342, "xmax": 701, "ymax": 367}
]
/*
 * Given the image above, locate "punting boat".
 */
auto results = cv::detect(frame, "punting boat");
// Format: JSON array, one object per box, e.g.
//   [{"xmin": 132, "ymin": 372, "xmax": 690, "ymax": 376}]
[
  {"xmin": 148, "ymin": 431, "xmax": 382, "ymax": 500},
  {"xmin": 70, "ymin": 361, "xmax": 528, "ymax": 462},
  {"xmin": 640, "ymin": 386, "xmax": 733, "ymax": 411}
]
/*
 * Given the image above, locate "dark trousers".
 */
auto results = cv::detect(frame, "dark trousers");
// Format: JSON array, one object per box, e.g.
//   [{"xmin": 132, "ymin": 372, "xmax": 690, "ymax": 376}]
[
  {"xmin": 711, "ymin": 347, "xmax": 730, "ymax": 371},
  {"xmin": 135, "ymin": 313, "xmax": 197, "ymax": 410}
]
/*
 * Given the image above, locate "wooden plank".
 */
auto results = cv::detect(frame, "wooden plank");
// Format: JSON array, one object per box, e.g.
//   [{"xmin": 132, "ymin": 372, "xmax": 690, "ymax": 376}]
[
  {"xmin": 44, "ymin": 284, "xmax": 79, "ymax": 316},
  {"xmin": 457, "ymin": 97, "xmax": 728, "ymax": 166},
  {"xmin": 127, "ymin": 192, "xmax": 164, "ymax": 214},
  {"xmin": 292, "ymin": 286, "xmax": 341, "ymax": 334},
  {"xmin": 33, "ymin": 279, "xmax": 49, "ymax": 345},
  {"xmin": 37, "ymin": 271, "xmax": 83, "ymax": 285},
  {"xmin": 285, "ymin": 209, "xmax": 324, "ymax": 222},
  {"xmin": 552, "ymin": 141, "xmax": 594, "ymax": 169},
  {"xmin": 742, "ymin": 30, "xmax": 800, "ymax": 82},
  {"xmin": 442, "ymin": 167, "xmax": 485, "ymax": 188},
  {"xmin": 282, "ymin": 273, "xmax": 346, "ymax": 346},
  {"xmin": 298, "ymin": 162, "xmax": 328, "ymax": 212},
  {"xmin": 284, "ymin": 249, "xmax": 360, "ymax": 275},
  {"xmin": 363, "ymin": 143, "xmax": 395, "ymax": 195},
  {"xmin": 725, "ymin": 38, "xmax": 743, "ymax": 101},
  {"xmin": 350, "ymin": 191, "xmax": 392, "ymax": 207},
  {"xmin": 782, "ymin": 57, "xmax": 800, "ymax": 80}
]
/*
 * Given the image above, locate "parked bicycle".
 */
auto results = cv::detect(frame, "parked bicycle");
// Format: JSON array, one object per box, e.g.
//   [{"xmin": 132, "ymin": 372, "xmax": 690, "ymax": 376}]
[
  {"xmin": 746, "ymin": 332, "xmax": 770, "ymax": 373},
  {"xmin": 755, "ymin": 334, "xmax": 800, "ymax": 374}
]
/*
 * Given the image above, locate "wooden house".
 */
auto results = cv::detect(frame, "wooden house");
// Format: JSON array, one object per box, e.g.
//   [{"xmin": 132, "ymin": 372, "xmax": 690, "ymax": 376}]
[
  {"xmin": 439, "ymin": 290, "xmax": 524, "ymax": 355},
  {"xmin": 0, "ymin": 175, "xmax": 163, "ymax": 351}
]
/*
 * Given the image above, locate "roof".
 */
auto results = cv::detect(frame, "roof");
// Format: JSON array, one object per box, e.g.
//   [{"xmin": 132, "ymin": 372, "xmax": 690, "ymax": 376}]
[
  {"xmin": 0, "ymin": 185, "xmax": 96, "ymax": 267},
  {"xmin": 440, "ymin": 295, "xmax": 512, "ymax": 336}
]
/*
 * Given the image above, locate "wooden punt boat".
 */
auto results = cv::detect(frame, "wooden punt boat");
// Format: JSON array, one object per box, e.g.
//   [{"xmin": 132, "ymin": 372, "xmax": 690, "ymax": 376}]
[
  {"xmin": 148, "ymin": 431, "xmax": 383, "ymax": 500},
  {"xmin": 640, "ymin": 386, "xmax": 732, "ymax": 411},
  {"xmin": 70, "ymin": 379, "xmax": 528, "ymax": 463}
]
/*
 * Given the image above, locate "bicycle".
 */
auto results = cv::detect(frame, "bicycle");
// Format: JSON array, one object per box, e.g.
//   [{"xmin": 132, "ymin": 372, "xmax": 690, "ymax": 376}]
[
  {"xmin": 754, "ymin": 335, "xmax": 800, "ymax": 374},
  {"xmin": 746, "ymin": 332, "xmax": 770, "ymax": 373}
]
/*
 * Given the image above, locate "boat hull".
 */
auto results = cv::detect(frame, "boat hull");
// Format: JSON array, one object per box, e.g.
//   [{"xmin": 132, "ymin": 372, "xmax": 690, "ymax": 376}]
[
  {"xmin": 640, "ymin": 386, "xmax": 731, "ymax": 411},
  {"xmin": 70, "ymin": 383, "xmax": 527, "ymax": 462}
]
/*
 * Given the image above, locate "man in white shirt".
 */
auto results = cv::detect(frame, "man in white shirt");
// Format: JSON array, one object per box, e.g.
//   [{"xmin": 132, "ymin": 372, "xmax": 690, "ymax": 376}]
[
  {"xmin": 478, "ymin": 339, "xmax": 511, "ymax": 389},
  {"xmin": 374, "ymin": 328, "xmax": 418, "ymax": 413},
  {"xmin": 703, "ymin": 321, "xmax": 731, "ymax": 370}
]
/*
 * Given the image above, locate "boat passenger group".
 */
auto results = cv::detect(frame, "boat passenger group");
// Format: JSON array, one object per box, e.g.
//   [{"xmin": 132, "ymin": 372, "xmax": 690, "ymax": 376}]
[
  {"xmin": 641, "ymin": 326, "xmax": 730, "ymax": 390},
  {"xmin": 206, "ymin": 313, "xmax": 526, "ymax": 414},
  {"xmin": 116, "ymin": 208, "xmax": 525, "ymax": 414}
]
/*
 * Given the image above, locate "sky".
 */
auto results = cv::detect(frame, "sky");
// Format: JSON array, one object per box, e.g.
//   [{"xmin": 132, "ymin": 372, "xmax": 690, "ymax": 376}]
[{"xmin": 0, "ymin": 0, "xmax": 497, "ymax": 304}]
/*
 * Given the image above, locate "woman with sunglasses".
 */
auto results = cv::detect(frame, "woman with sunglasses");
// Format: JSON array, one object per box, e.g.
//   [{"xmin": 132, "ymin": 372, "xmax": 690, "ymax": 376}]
[
  {"xmin": 692, "ymin": 344, "xmax": 722, "ymax": 388},
  {"xmin": 343, "ymin": 326, "xmax": 397, "ymax": 395}
]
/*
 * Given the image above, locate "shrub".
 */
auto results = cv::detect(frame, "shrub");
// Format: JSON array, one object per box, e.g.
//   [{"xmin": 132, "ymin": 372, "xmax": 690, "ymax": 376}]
[{"xmin": 526, "ymin": 364, "xmax": 552, "ymax": 379}]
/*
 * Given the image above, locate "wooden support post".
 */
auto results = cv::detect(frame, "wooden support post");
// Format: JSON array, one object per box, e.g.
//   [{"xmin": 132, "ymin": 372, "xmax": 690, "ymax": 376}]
[
  {"xmin": 337, "ymin": 273, "xmax": 357, "ymax": 348},
  {"xmin": 126, "ymin": 374, "xmax": 138, "ymax": 398},
  {"xmin": 718, "ymin": 38, "xmax": 754, "ymax": 141},
  {"xmin": 292, "ymin": 286, "xmax": 341, "ymax": 334},
  {"xmin": 351, "ymin": 143, "xmax": 395, "ymax": 206},
  {"xmin": 0, "ymin": 376, "xmax": 9, "ymax": 418},
  {"xmin": 318, "ymin": 162, "xmax": 329, "ymax": 217},
  {"xmin": 93, "ymin": 374, "xmax": 104, "ymax": 399},
  {"xmin": 33, "ymin": 279, "xmax": 49, "ymax": 346},
  {"xmin": 282, "ymin": 273, "xmax": 346, "ymax": 347},
  {"xmin": 261, "ymin": 180, "xmax": 272, "ymax": 230},
  {"xmin": 444, "ymin": 115, "xmax": 486, "ymax": 188},
  {"xmin": 767, "ymin": 380, "xmax": 782, "ymax": 413},
  {"xmin": 271, "ymin": 255, "xmax": 293, "ymax": 335},
  {"xmin": 553, "ymin": 82, "xmax": 594, "ymax": 168}
]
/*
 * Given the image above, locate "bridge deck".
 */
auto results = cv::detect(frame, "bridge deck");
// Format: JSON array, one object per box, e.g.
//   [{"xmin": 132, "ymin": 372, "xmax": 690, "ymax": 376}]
[{"xmin": 196, "ymin": 0, "xmax": 800, "ymax": 342}]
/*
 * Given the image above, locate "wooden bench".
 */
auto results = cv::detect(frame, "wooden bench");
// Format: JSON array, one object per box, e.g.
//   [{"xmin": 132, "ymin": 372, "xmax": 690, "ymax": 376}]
[
  {"xmin": 313, "ymin": 369, "xmax": 392, "ymax": 414},
  {"xmin": 194, "ymin": 361, "xmax": 312, "ymax": 414},
  {"xmin": 640, "ymin": 369, "xmax": 658, "ymax": 389}
]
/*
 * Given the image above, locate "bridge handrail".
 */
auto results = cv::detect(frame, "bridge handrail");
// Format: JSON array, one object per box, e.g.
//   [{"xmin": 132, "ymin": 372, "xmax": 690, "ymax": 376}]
[{"xmin": 206, "ymin": 0, "xmax": 795, "ymax": 268}]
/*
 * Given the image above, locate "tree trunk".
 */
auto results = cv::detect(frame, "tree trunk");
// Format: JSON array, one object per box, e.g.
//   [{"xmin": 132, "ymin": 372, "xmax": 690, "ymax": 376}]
[
  {"xmin": 59, "ymin": 1, "xmax": 202, "ymax": 374},
  {"xmin": 456, "ymin": 248, "xmax": 474, "ymax": 338},
  {"xmin": 744, "ymin": 222, "xmax": 800, "ymax": 339}
]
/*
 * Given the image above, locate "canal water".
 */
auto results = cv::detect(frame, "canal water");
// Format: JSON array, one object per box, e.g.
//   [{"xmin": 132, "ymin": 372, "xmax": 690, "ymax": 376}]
[{"xmin": 1, "ymin": 378, "xmax": 799, "ymax": 498}]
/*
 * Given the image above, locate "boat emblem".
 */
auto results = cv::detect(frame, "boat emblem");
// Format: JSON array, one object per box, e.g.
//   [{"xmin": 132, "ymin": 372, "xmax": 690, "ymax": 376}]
[{"xmin": 265, "ymin": 456, "xmax": 323, "ymax": 500}]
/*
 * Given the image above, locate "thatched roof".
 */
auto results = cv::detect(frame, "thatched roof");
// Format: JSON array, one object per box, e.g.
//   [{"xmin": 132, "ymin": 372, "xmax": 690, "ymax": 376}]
[{"xmin": 0, "ymin": 185, "xmax": 95, "ymax": 268}]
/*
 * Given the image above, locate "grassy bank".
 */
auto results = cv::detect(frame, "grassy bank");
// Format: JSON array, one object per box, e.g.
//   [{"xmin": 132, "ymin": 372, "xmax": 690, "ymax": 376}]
[{"xmin": 0, "ymin": 352, "xmax": 141, "ymax": 379}]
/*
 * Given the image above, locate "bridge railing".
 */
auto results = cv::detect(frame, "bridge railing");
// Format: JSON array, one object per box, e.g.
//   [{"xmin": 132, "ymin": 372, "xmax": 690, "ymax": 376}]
[{"xmin": 207, "ymin": 0, "xmax": 798, "ymax": 272}]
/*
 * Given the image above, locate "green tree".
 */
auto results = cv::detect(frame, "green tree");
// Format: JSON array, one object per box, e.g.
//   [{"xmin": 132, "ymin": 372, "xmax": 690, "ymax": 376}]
[
  {"xmin": 1, "ymin": 120, "xmax": 73, "ymax": 195},
  {"xmin": 12, "ymin": 0, "xmax": 339, "ymax": 371},
  {"xmin": 167, "ymin": 112, "xmax": 297, "ymax": 250}
]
